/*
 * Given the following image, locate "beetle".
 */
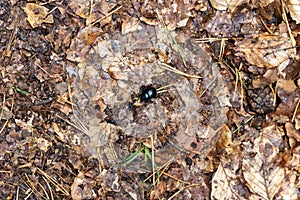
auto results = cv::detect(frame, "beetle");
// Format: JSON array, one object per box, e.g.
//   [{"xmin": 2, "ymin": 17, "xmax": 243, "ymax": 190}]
[{"xmin": 140, "ymin": 85, "xmax": 157, "ymax": 102}]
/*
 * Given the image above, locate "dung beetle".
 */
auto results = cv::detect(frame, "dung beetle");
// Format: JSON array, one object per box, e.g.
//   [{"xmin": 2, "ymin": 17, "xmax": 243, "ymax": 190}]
[{"xmin": 140, "ymin": 86, "xmax": 157, "ymax": 102}]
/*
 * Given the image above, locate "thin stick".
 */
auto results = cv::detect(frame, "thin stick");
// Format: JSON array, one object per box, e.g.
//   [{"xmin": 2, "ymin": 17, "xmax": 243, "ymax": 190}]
[
  {"xmin": 91, "ymin": 6, "xmax": 122, "ymax": 26},
  {"xmin": 238, "ymin": 65, "xmax": 244, "ymax": 112},
  {"xmin": 160, "ymin": 63, "xmax": 202, "ymax": 79},
  {"xmin": 292, "ymin": 98, "xmax": 300, "ymax": 122},
  {"xmin": 156, "ymin": 89, "xmax": 168, "ymax": 94},
  {"xmin": 195, "ymin": 37, "xmax": 229, "ymax": 43},
  {"xmin": 37, "ymin": 168, "xmax": 70, "ymax": 195},
  {"xmin": 200, "ymin": 75, "xmax": 218, "ymax": 97},
  {"xmin": 218, "ymin": 38, "xmax": 226, "ymax": 62},
  {"xmin": 56, "ymin": 114, "xmax": 88, "ymax": 135},
  {"xmin": 157, "ymin": 84, "xmax": 174, "ymax": 91},
  {"xmin": 150, "ymin": 135, "xmax": 156, "ymax": 186},
  {"xmin": 168, "ymin": 184, "xmax": 200, "ymax": 200},
  {"xmin": 156, "ymin": 10, "xmax": 188, "ymax": 68}
]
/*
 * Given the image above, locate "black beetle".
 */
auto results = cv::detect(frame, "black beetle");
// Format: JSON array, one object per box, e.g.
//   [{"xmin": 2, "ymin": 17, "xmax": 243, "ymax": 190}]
[{"xmin": 140, "ymin": 86, "xmax": 157, "ymax": 102}]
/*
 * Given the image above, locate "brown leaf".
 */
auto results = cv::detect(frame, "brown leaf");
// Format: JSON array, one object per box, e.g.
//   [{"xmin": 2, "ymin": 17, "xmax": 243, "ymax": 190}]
[
  {"xmin": 209, "ymin": 0, "xmax": 249, "ymax": 11},
  {"xmin": 23, "ymin": 3, "xmax": 53, "ymax": 28},
  {"xmin": 122, "ymin": 17, "xmax": 142, "ymax": 34},
  {"xmin": 287, "ymin": 0, "xmax": 300, "ymax": 24},
  {"xmin": 37, "ymin": 137, "xmax": 52, "ymax": 152},
  {"xmin": 211, "ymin": 161, "xmax": 239, "ymax": 199},
  {"xmin": 242, "ymin": 125, "xmax": 288, "ymax": 199},
  {"xmin": 237, "ymin": 33, "xmax": 296, "ymax": 68}
]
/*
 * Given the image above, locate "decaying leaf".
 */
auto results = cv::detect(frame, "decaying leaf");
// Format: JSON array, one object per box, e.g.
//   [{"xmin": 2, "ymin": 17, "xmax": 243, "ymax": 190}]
[
  {"xmin": 37, "ymin": 137, "xmax": 52, "ymax": 152},
  {"xmin": 211, "ymin": 161, "xmax": 240, "ymax": 200},
  {"xmin": 0, "ymin": 106, "xmax": 13, "ymax": 120},
  {"xmin": 251, "ymin": 0, "xmax": 275, "ymax": 7},
  {"xmin": 286, "ymin": 0, "xmax": 300, "ymax": 24},
  {"xmin": 252, "ymin": 69, "xmax": 278, "ymax": 88},
  {"xmin": 277, "ymin": 78, "xmax": 297, "ymax": 92},
  {"xmin": 69, "ymin": 0, "xmax": 115, "ymax": 26},
  {"xmin": 242, "ymin": 124, "xmax": 298, "ymax": 199},
  {"xmin": 23, "ymin": 3, "xmax": 53, "ymax": 28},
  {"xmin": 209, "ymin": 0, "xmax": 249, "ymax": 11},
  {"xmin": 71, "ymin": 171, "xmax": 97, "ymax": 200},
  {"xmin": 122, "ymin": 17, "xmax": 142, "ymax": 34},
  {"xmin": 15, "ymin": 116, "xmax": 34, "ymax": 133},
  {"xmin": 236, "ymin": 33, "xmax": 296, "ymax": 68}
]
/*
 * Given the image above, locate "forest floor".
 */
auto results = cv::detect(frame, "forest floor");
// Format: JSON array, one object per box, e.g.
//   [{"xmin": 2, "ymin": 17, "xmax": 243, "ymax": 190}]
[{"xmin": 0, "ymin": 0, "xmax": 299, "ymax": 199}]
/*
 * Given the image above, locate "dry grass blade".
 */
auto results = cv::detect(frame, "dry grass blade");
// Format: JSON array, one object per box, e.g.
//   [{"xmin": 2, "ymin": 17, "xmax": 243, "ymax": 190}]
[
  {"xmin": 195, "ymin": 37, "xmax": 229, "ymax": 43},
  {"xmin": 162, "ymin": 171, "xmax": 191, "ymax": 185},
  {"xmin": 150, "ymin": 135, "xmax": 156, "ymax": 186},
  {"xmin": 56, "ymin": 114, "xmax": 88, "ymax": 136},
  {"xmin": 157, "ymin": 84, "xmax": 174, "ymax": 91},
  {"xmin": 0, "ymin": 119, "xmax": 10, "ymax": 135},
  {"xmin": 259, "ymin": 16, "xmax": 274, "ymax": 34},
  {"xmin": 282, "ymin": 1, "xmax": 296, "ymax": 47},
  {"xmin": 143, "ymin": 157, "xmax": 174, "ymax": 184},
  {"xmin": 24, "ymin": 173, "xmax": 46, "ymax": 199},
  {"xmin": 0, "ymin": 94, "xmax": 13, "ymax": 135},
  {"xmin": 91, "ymin": 5, "xmax": 122, "ymax": 26},
  {"xmin": 155, "ymin": 9, "xmax": 189, "ymax": 69},
  {"xmin": 157, "ymin": 84, "xmax": 175, "ymax": 94},
  {"xmin": 292, "ymin": 98, "xmax": 300, "ymax": 122},
  {"xmin": 3, "ymin": 20, "xmax": 19, "ymax": 57},
  {"xmin": 36, "ymin": 168, "xmax": 70, "ymax": 196},
  {"xmin": 16, "ymin": 185, "xmax": 19, "ymax": 200},
  {"xmin": 200, "ymin": 74, "xmax": 218, "ymax": 97},
  {"xmin": 168, "ymin": 183, "xmax": 200, "ymax": 200},
  {"xmin": 218, "ymin": 38, "xmax": 226, "ymax": 62},
  {"xmin": 38, "ymin": 181, "xmax": 50, "ymax": 199},
  {"xmin": 159, "ymin": 63, "xmax": 202, "ymax": 79},
  {"xmin": 42, "ymin": 175, "xmax": 54, "ymax": 200}
]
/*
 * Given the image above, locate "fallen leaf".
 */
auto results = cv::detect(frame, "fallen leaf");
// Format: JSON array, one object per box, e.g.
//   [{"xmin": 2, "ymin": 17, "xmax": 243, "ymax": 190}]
[
  {"xmin": 122, "ymin": 17, "xmax": 142, "ymax": 34},
  {"xmin": 23, "ymin": 3, "xmax": 53, "ymax": 28},
  {"xmin": 242, "ymin": 125, "xmax": 290, "ymax": 199},
  {"xmin": 209, "ymin": 0, "xmax": 249, "ymax": 11},
  {"xmin": 277, "ymin": 78, "xmax": 297, "ymax": 93},
  {"xmin": 237, "ymin": 33, "xmax": 296, "ymax": 68},
  {"xmin": 37, "ymin": 138, "xmax": 52, "ymax": 152},
  {"xmin": 287, "ymin": 0, "xmax": 300, "ymax": 24}
]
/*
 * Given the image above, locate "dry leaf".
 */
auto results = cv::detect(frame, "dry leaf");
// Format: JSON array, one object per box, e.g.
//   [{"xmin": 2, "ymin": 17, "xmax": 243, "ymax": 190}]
[
  {"xmin": 211, "ymin": 162, "xmax": 240, "ymax": 199},
  {"xmin": 285, "ymin": 122, "xmax": 300, "ymax": 142},
  {"xmin": 140, "ymin": 16, "xmax": 158, "ymax": 26},
  {"xmin": 37, "ymin": 138, "xmax": 52, "ymax": 152},
  {"xmin": 52, "ymin": 122, "xmax": 66, "ymax": 142},
  {"xmin": 295, "ymin": 115, "xmax": 300, "ymax": 130},
  {"xmin": 0, "ymin": 106, "xmax": 13, "ymax": 120},
  {"xmin": 216, "ymin": 125, "xmax": 234, "ymax": 154},
  {"xmin": 122, "ymin": 17, "xmax": 142, "ymax": 34},
  {"xmin": 252, "ymin": 69, "xmax": 278, "ymax": 88},
  {"xmin": 209, "ymin": 0, "xmax": 249, "ymax": 11},
  {"xmin": 286, "ymin": 0, "xmax": 300, "ymax": 24},
  {"xmin": 237, "ymin": 33, "xmax": 296, "ymax": 68},
  {"xmin": 277, "ymin": 79, "xmax": 297, "ymax": 92},
  {"xmin": 69, "ymin": 0, "xmax": 114, "ymax": 26},
  {"xmin": 251, "ymin": 0, "xmax": 274, "ymax": 7},
  {"xmin": 71, "ymin": 172, "xmax": 95, "ymax": 200},
  {"xmin": 23, "ymin": 3, "xmax": 53, "ymax": 28},
  {"xmin": 242, "ymin": 125, "xmax": 286, "ymax": 199},
  {"xmin": 15, "ymin": 116, "xmax": 34, "ymax": 132}
]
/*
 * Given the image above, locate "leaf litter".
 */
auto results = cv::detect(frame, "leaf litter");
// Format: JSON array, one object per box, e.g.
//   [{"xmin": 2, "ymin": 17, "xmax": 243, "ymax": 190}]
[
  {"xmin": 0, "ymin": 0, "xmax": 299, "ymax": 199},
  {"xmin": 69, "ymin": 23, "xmax": 229, "ymax": 172}
]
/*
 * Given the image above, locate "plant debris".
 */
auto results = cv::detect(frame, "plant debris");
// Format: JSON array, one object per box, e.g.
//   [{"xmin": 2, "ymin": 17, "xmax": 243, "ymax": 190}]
[{"xmin": 0, "ymin": 0, "xmax": 299, "ymax": 199}]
